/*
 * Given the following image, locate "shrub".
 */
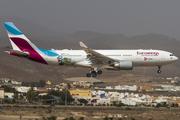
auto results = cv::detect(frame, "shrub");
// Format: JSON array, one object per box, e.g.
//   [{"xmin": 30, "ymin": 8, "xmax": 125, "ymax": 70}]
[
  {"xmin": 69, "ymin": 117, "xmax": 75, "ymax": 120},
  {"xmin": 48, "ymin": 116, "xmax": 57, "ymax": 120},
  {"xmin": 109, "ymin": 117, "xmax": 114, "ymax": 120},
  {"xmin": 103, "ymin": 116, "xmax": 109, "ymax": 120},
  {"xmin": 14, "ymin": 104, "xmax": 19, "ymax": 107},
  {"xmin": 125, "ymin": 107, "xmax": 131, "ymax": 110},
  {"xmin": 47, "ymin": 108, "xmax": 52, "ymax": 113},
  {"xmin": 63, "ymin": 118, "xmax": 69, "ymax": 120},
  {"xmin": 42, "ymin": 116, "xmax": 57, "ymax": 120},
  {"xmin": 79, "ymin": 117, "xmax": 84, "ymax": 120},
  {"xmin": 6, "ymin": 105, "xmax": 11, "ymax": 107}
]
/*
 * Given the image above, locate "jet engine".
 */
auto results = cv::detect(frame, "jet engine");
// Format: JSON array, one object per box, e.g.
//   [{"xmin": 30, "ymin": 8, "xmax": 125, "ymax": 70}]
[{"xmin": 113, "ymin": 61, "xmax": 133, "ymax": 70}]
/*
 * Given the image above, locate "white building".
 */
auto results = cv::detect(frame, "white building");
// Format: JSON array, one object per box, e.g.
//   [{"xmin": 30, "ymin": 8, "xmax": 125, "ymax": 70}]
[
  {"xmin": 110, "ymin": 85, "xmax": 137, "ymax": 91},
  {"xmin": 4, "ymin": 92, "xmax": 14, "ymax": 99},
  {"xmin": 15, "ymin": 87, "xmax": 31, "ymax": 93},
  {"xmin": 11, "ymin": 80, "xmax": 22, "ymax": 85},
  {"xmin": 0, "ymin": 88, "xmax": 4, "ymax": 99},
  {"xmin": 97, "ymin": 98, "xmax": 110, "ymax": 104},
  {"xmin": 122, "ymin": 98, "xmax": 136, "ymax": 105},
  {"xmin": 106, "ymin": 86, "xmax": 113, "ymax": 89},
  {"xmin": 115, "ymin": 85, "xmax": 121, "ymax": 90},
  {"xmin": 129, "ymin": 85, "xmax": 137, "ymax": 91}
]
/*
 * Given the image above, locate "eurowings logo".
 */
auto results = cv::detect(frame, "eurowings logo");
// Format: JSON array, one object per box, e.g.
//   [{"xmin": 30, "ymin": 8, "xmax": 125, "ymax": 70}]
[
  {"xmin": 144, "ymin": 57, "xmax": 148, "ymax": 61},
  {"xmin": 144, "ymin": 57, "xmax": 153, "ymax": 61},
  {"xmin": 137, "ymin": 51, "xmax": 159, "ymax": 56}
]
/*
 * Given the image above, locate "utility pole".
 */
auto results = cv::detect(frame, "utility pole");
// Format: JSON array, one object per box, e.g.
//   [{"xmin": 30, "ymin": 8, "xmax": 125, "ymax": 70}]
[{"xmin": 65, "ymin": 87, "xmax": 67, "ymax": 106}]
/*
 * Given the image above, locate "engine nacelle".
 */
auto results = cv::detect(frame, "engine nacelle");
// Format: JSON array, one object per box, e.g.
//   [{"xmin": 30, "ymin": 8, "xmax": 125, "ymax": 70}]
[{"xmin": 113, "ymin": 61, "xmax": 133, "ymax": 70}]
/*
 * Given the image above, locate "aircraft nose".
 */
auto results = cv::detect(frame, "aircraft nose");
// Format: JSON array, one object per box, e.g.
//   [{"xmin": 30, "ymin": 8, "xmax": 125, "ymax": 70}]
[{"xmin": 174, "ymin": 56, "xmax": 178, "ymax": 61}]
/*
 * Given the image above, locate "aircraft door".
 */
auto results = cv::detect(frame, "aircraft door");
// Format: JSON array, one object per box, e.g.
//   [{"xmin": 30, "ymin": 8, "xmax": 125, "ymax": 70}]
[
  {"xmin": 136, "ymin": 54, "xmax": 141, "ymax": 60},
  {"xmin": 161, "ymin": 53, "xmax": 165, "ymax": 60}
]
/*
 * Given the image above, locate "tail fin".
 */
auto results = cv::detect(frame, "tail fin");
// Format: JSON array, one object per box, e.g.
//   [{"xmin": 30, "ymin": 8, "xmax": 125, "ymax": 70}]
[
  {"xmin": 4, "ymin": 22, "xmax": 38, "ymax": 51},
  {"xmin": 4, "ymin": 22, "xmax": 47, "ymax": 64}
]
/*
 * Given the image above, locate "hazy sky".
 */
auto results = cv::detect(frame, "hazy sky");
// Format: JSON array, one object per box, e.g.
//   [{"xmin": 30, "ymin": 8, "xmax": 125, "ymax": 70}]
[{"xmin": 1, "ymin": 0, "xmax": 180, "ymax": 40}]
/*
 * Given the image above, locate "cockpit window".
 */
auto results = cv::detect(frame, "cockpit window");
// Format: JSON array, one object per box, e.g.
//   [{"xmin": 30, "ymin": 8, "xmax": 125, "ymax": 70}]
[{"xmin": 170, "ymin": 54, "xmax": 174, "ymax": 56}]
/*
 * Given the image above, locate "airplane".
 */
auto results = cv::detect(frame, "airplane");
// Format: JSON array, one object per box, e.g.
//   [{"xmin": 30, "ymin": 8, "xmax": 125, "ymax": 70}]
[{"xmin": 4, "ymin": 22, "xmax": 178, "ymax": 77}]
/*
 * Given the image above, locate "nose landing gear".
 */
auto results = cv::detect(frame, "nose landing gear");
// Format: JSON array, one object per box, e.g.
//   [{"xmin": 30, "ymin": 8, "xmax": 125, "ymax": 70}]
[{"xmin": 157, "ymin": 66, "xmax": 161, "ymax": 74}]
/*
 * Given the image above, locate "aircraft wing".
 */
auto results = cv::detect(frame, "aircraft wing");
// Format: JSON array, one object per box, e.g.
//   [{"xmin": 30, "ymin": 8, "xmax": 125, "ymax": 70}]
[{"xmin": 79, "ymin": 42, "xmax": 116, "ymax": 65}]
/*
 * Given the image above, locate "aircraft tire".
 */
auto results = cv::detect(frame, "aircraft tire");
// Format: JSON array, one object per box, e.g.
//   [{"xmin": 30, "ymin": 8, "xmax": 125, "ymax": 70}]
[
  {"xmin": 86, "ymin": 73, "xmax": 91, "ymax": 77},
  {"xmin": 97, "ymin": 70, "xmax": 102, "ymax": 74},
  {"xmin": 157, "ymin": 70, "xmax": 161, "ymax": 74},
  {"xmin": 92, "ymin": 73, "xmax": 97, "ymax": 77},
  {"xmin": 91, "ymin": 71, "xmax": 96, "ymax": 74}
]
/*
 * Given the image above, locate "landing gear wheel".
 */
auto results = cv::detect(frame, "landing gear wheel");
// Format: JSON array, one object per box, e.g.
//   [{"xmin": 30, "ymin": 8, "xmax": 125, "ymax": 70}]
[
  {"xmin": 97, "ymin": 70, "xmax": 102, "ymax": 75},
  {"xmin": 86, "ymin": 69, "xmax": 102, "ymax": 77},
  {"xmin": 91, "ymin": 71, "xmax": 96, "ymax": 74},
  {"xmin": 157, "ymin": 70, "xmax": 161, "ymax": 74},
  {"xmin": 92, "ymin": 73, "xmax": 97, "ymax": 77},
  {"xmin": 86, "ymin": 73, "xmax": 91, "ymax": 77}
]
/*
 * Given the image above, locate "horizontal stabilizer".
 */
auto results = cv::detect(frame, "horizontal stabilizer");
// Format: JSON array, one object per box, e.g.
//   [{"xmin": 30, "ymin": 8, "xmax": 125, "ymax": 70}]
[{"xmin": 10, "ymin": 50, "xmax": 29, "ymax": 57}]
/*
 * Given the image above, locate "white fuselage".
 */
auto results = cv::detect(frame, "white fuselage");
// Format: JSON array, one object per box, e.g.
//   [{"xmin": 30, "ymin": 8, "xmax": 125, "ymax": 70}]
[{"xmin": 44, "ymin": 49, "xmax": 178, "ymax": 69}]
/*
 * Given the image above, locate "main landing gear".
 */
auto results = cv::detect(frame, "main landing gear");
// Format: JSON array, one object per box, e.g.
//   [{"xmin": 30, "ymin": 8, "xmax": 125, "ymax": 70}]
[
  {"xmin": 157, "ymin": 66, "xmax": 161, "ymax": 74},
  {"xmin": 86, "ymin": 68, "xmax": 102, "ymax": 77}
]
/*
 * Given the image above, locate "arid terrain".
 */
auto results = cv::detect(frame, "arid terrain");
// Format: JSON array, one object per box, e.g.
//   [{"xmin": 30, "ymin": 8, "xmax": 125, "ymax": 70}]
[{"xmin": 0, "ymin": 106, "xmax": 180, "ymax": 120}]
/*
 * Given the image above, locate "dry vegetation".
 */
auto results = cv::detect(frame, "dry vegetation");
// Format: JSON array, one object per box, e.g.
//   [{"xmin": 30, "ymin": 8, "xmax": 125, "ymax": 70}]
[{"xmin": 0, "ymin": 106, "xmax": 180, "ymax": 120}]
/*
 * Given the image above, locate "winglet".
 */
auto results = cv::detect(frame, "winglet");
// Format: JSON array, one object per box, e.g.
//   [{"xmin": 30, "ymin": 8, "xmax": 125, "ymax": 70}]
[{"xmin": 79, "ymin": 41, "xmax": 88, "ymax": 48}]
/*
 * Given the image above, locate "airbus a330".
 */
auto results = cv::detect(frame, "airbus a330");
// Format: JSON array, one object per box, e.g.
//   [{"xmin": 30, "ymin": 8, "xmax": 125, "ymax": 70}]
[{"xmin": 4, "ymin": 22, "xmax": 178, "ymax": 77}]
